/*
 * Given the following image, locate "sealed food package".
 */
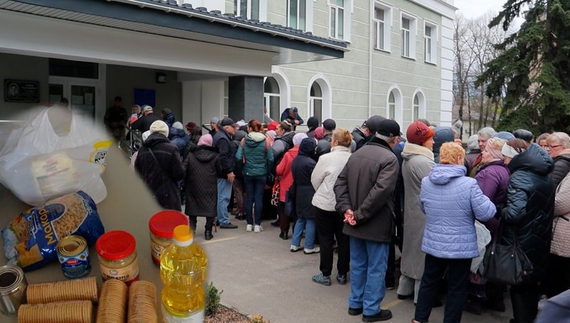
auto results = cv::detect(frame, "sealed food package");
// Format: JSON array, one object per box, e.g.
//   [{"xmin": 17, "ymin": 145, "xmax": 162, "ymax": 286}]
[
  {"xmin": 1, "ymin": 191, "xmax": 105, "ymax": 271},
  {"xmin": 0, "ymin": 107, "xmax": 112, "ymax": 206}
]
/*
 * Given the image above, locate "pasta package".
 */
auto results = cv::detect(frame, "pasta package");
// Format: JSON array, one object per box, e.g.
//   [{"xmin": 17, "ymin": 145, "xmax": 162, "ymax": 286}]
[{"xmin": 2, "ymin": 191, "xmax": 105, "ymax": 271}]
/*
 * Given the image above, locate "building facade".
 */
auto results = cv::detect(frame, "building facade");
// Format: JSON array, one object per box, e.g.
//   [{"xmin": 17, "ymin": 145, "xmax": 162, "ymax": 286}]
[{"xmin": 230, "ymin": 0, "xmax": 457, "ymax": 130}]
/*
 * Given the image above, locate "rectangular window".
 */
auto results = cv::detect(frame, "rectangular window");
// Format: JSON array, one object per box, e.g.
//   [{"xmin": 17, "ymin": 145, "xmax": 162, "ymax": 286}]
[
  {"xmin": 329, "ymin": 0, "xmax": 345, "ymax": 39},
  {"xmin": 288, "ymin": 0, "xmax": 307, "ymax": 30},
  {"xmin": 234, "ymin": 0, "xmax": 260, "ymax": 20},
  {"xmin": 424, "ymin": 22, "xmax": 437, "ymax": 64},
  {"xmin": 373, "ymin": 3, "xmax": 391, "ymax": 52},
  {"xmin": 374, "ymin": 8, "xmax": 385, "ymax": 50},
  {"xmin": 401, "ymin": 18, "xmax": 410, "ymax": 57}
]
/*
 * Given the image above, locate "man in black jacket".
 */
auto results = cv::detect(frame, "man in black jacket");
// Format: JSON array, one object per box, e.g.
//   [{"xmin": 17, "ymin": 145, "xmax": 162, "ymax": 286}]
[
  {"xmin": 213, "ymin": 117, "xmax": 239, "ymax": 229},
  {"xmin": 135, "ymin": 120, "xmax": 185, "ymax": 211},
  {"xmin": 280, "ymin": 107, "xmax": 304, "ymax": 130},
  {"xmin": 131, "ymin": 105, "xmax": 161, "ymax": 133}
]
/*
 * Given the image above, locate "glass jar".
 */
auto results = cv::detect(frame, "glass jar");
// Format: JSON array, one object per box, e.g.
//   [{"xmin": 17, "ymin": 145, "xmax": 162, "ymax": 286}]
[
  {"xmin": 149, "ymin": 211, "xmax": 189, "ymax": 265},
  {"xmin": 95, "ymin": 230, "xmax": 139, "ymax": 286}
]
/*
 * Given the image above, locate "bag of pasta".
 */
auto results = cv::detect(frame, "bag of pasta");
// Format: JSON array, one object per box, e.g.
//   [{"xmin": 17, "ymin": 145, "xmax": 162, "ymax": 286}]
[{"xmin": 1, "ymin": 191, "xmax": 105, "ymax": 271}]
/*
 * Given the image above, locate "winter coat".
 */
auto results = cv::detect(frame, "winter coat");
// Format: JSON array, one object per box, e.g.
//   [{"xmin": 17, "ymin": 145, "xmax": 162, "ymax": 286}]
[
  {"xmin": 135, "ymin": 133, "xmax": 185, "ymax": 211},
  {"xmin": 351, "ymin": 128, "xmax": 366, "ymax": 151},
  {"xmin": 501, "ymin": 143, "xmax": 555, "ymax": 281},
  {"xmin": 236, "ymin": 132, "xmax": 274, "ymax": 177},
  {"xmin": 131, "ymin": 113, "xmax": 161, "ymax": 133},
  {"xmin": 400, "ymin": 143, "xmax": 435, "ymax": 280},
  {"xmin": 316, "ymin": 133, "xmax": 332, "ymax": 157},
  {"xmin": 420, "ymin": 164, "xmax": 495, "ymax": 259},
  {"xmin": 552, "ymin": 172, "xmax": 570, "ymax": 257},
  {"xmin": 169, "ymin": 127, "xmax": 190, "ymax": 157},
  {"xmin": 465, "ymin": 149, "xmax": 481, "ymax": 174},
  {"xmin": 280, "ymin": 108, "xmax": 304, "ymax": 127},
  {"xmin": 161, "ymin": 108, "xmax": 175, "ymax": 127},
  {"xmin": 184, "ymin": 146, "xmax": 223, "ymax": 217},
  {"xmin": 213, "ymin": 128, "xmax": 236, "ymax": 178},
  {"xmin": 272, "ymin": 131, "xmax": 295, "ymax": 169},
  {"xmin": 432, "ymin": 127, "xmax": 455, "ymax": 163},
  {"xmin": 276, "ymin": 146, "xmax": 299, "ymax": 202},
  {"xmin": 475, "ymin": 160, "xmax": 510, "ymax": 206},
  {"xmin": 311, "ymin": 146, "xmax": 351, "ymax": 212},
  {"xmin": 291, "ymin": 139, "xmax": 317, "ymax": 219},
  {"xmin": 334, "ymin": 137, "xmax": 399, "ymax": 243},
  {"xmin": 551, "ymin": 154, "xmax": 570, "ymax": 188}
]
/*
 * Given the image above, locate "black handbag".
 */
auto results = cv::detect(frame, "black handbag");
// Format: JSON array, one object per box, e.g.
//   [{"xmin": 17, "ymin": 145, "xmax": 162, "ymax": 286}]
[
  {"xmin": 479, "ymin": 220, "xmax": 534, "ymax": 285},
  {"xmin": 284, "ymin": 182, "xmax": 296, "ymax": 218}
]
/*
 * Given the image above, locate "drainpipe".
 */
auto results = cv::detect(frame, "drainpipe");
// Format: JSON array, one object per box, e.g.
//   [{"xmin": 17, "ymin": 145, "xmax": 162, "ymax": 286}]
[{"xmin": 368, "ymin": 1, "xmax": 373, "ymax": 119}]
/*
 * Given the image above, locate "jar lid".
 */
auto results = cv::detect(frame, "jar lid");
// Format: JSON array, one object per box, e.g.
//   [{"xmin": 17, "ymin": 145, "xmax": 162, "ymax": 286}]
[
  {"xmin": 149, "ymin": 211, "xmax": 189, "ymax": 238},
  {"xmin": 96, "ymin": 230, "xmax": 136, "ymax": 260}
]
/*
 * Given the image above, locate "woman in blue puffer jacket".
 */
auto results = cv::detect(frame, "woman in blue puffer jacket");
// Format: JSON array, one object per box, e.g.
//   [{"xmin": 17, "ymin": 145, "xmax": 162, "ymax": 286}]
[{"xmin": 412, "ymin": 142, "xmax": 495, "ymax": 323}]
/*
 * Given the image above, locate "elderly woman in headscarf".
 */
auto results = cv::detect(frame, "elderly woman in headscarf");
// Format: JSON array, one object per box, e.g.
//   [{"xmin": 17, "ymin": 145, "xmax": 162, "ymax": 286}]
[
  {"xmin": 183, "ymin": 134, "xmax": 223, "ymax": 240},
  {"xmin": 464, "ymin": 137, "xmax": 510, "ymax": 314},
  {"xmin": 290, "ymin": 137, "xmax": 319, "ymax": 254},
  {"xmin": 276, "ymin": 132, "xmax": 308, "ymax": 240}
]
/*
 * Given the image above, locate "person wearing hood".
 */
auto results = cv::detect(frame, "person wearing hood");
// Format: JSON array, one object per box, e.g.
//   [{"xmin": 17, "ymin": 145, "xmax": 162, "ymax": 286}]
[
  {"xmin": 160, "ymin": 108, "xmax": 175, "ymax": 127},
  {"xmin": 412, "ymin": 142, "xmax": 495, "ymax": 323},
  {"xmin": 290, "ymin": 137, "xmax": 319, "ymax": 254},
  {"xmin": 432, "ymin": 127, "xmax": 455, "ymax": 163},
  {"xmin": 397, "ymin": 121, "xmax": 436, "ymax": 305},
  {"xmin": 169, "ymin": 121, "xmax": 190, "ymax": 157},
  {"xmin": 135, "ymin": 120, "xmax": 185, "ymax": 211},
  {"xmin": 280, "ymin": 107, "xmax": 304, "ymax": 130},
  {"xmin": 236, "ymin": 119, "xmax": 274, "ymax": 233},
  {"xmin": 184, "ymin": 134, "xmax": 223, "ymax": 240},
  {"xmin": 500, "ymin": 139, "xmax": 555, "ymax": 323},
  {"xmin": 276, "ymin": 132, "xmax": 307, "ymax": 240}
]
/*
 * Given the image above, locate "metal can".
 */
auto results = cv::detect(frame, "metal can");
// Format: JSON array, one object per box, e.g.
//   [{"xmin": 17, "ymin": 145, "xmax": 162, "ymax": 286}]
[
  {"xmin": 0, "ymin": 265, "xmax": 27, "ymax": 317},
  {"xmin": 57, "ymin": 235, "xmax": 91, "ymax": 279}
]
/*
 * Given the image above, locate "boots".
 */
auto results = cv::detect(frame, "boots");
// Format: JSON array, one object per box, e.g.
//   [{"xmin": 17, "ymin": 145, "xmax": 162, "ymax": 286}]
[
  {"xmin": 510, "ymin": 288, "xmax": 538, "ymax": 323},
  {"xmin": 204, "ymin": 230, "xmax": 213, "ymax": 240}
]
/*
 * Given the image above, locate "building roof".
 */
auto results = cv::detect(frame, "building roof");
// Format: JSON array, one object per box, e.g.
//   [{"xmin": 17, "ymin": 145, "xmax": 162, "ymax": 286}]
[{"xmin": 1, "ymin": 0, "xmax": 347, "ymax": 64}]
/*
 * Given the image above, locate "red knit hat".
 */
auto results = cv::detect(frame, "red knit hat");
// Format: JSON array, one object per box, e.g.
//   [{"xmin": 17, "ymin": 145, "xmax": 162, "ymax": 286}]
[
  {"xmin": 267, "ymin": 121, "xmax": 279, "ymax": 131},
  {"xmin": 406, "ymin": 121, "xmax": 435, "ymax": 145}
]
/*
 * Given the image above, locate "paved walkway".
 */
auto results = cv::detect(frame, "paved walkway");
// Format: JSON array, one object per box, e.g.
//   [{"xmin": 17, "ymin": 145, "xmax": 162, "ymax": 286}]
[{"xmin": 199, "ymin": 218, "xmax": 513, "ymax": 323}]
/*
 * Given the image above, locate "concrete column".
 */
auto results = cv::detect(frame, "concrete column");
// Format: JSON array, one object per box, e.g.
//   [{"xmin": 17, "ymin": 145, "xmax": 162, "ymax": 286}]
[{"xmin": 228, "ymin": 76, "xmax": 264, "ymax": 122}]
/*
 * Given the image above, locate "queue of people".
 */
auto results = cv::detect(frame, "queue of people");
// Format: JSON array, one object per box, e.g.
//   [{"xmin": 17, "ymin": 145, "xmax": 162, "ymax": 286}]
[{"xmin": 124, "ymin": 100, "xmax": 570, "ymax": 323}]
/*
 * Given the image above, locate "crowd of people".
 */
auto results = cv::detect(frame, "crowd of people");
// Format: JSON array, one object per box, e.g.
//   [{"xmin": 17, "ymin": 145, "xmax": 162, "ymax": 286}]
[{"xmin": 112, "ymin": 98, "xmax": 570, "ymax": 323}]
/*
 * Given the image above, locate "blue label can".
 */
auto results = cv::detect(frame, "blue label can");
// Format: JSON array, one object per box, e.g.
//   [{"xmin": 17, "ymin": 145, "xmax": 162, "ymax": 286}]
[{"xmin": 57, "ymin": 235, "xmax": 91, "ymax": 279}]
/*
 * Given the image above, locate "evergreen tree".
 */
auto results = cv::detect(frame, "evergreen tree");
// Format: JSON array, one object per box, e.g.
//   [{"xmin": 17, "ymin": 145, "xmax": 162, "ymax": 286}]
[{"xmin": 477, "ymin": 0, "xmax": 570, "ymax": 133}]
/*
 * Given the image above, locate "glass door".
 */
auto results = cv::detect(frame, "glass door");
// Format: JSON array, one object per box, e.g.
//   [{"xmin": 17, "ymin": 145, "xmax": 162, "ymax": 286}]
[
  {"xmin": 70, "ymin": 85, "xmax": 96, "ymax": 119},
  {"xmin": 49, "ymin": 77, "xmax": 100, "ymax": 120}
]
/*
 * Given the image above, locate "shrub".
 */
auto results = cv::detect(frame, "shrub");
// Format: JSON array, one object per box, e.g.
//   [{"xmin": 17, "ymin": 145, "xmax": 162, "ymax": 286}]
[{"xmin": 205, "ymin": 281, "xmax": 223, "ymax": 316}]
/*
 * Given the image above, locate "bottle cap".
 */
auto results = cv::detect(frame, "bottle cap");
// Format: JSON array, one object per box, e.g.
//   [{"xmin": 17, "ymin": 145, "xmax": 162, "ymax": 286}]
[{"xmin": 173, "ymin": 225, "xmax": 193, "ymax": 242}]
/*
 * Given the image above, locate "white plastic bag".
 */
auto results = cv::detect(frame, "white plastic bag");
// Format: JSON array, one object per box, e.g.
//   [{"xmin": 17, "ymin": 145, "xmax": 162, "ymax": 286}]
[
  {"xmin": 0, "ymin": 107, "xmax": 112, "ymax": 206},
  {"xmin": 471, "ymin": 220, "xmax": 492, "ymax": 273}
]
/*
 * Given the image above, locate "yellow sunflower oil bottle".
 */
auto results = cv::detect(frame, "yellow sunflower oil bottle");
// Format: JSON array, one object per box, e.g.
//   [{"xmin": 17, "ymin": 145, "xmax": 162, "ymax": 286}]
[{"xmin": 160, "ymin": 225, "xmax": 207, "ymax": 322}]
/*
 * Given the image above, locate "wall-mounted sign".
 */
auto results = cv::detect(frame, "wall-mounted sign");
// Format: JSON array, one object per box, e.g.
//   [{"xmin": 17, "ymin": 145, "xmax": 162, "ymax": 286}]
[{"xmin": 4, "ymin": 79, "xmax": 40, "ymax": 103}]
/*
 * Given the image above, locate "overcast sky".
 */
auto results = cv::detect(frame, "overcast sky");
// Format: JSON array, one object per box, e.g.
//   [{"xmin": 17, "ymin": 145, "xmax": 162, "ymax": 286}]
[{"xmin": 453, "ymin": 0, "xmax": 504, "ymax": 19}]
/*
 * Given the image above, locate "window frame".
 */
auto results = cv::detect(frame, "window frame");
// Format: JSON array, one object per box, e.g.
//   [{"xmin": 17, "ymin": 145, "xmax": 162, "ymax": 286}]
[
  {"xmin": 373, "ymin": 2, "xmax": 392, "ymax": 52},
  {"xmin": 424, "ymin": 20, "xmax": 438, "ymax": 64},
  {"xmin": 234, "ymin": 0, "xmax": 267, "ymax": 21},
  {"xmin": 328, "ymin": 0, "xmax": 351, "ymax": 41},
  {"xmin": 400, "ymin": 12, "xmax": 417, "ymax": 59},
  {"xmin": 287, "ymin": 0, "xmax": 314, "ymax": 32}
]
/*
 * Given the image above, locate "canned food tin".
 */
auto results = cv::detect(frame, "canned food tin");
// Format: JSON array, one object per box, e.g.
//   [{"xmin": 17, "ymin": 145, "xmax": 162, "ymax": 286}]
[
  {"xmin": 57, "ymin": 235, "xmax": 91, "ymax": 279},
  {"xmin": 0, "ymin": 265, "xmax": 27, "ymax": 317}
]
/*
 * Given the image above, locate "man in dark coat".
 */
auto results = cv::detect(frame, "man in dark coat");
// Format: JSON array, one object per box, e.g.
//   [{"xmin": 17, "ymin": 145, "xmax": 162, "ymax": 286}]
[
  {"xmin": 316, "ymin": 118, "xmax": 336, "ymax": 158},
  {"xmin": 131, "ymin": 105, "xmax": 161, "ymax": 133},
  {"xmin": 334, "ymin": 117, "xmax": 401, "ymax": 322},
  {"xmin": 135, "ymin": 120, "xmax": 185, "ymax": 211},
  {"xmin": 213, "ymin": 117, "xmax": 238, "ymax": 229},
  {"xmin": 104, "ymin": 96, "xmax": 128, "ymax": 142},
  {"xmin": 280, "ymin": 107, "xmax": 304, "ymax": 130},
  {"xmin": 184, "ymin": 134, "xmax": 222, "ymax": 240}
]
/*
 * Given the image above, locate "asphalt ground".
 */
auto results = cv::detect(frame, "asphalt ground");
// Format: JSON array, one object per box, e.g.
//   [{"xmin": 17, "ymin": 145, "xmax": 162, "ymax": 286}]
[{"xmin": 198, "ymin": 217, "xmax": 514, "ymax": 323}]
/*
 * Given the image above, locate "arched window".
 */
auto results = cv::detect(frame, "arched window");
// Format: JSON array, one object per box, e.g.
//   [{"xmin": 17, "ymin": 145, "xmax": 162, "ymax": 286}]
[
  {"xmin": 388, "ymin": 91, "xmax": 396, "ymax": 119},
  {"xmin": 264, "ymin": 77, "xmax": 280, "ymax": 122},
  {"xmin": 413, "ymin": 94, "xmax": 420, "ymax": 120},
  {"xmin": 309, "ymin": 82, "xmax": 323, "ymax": 122}
]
